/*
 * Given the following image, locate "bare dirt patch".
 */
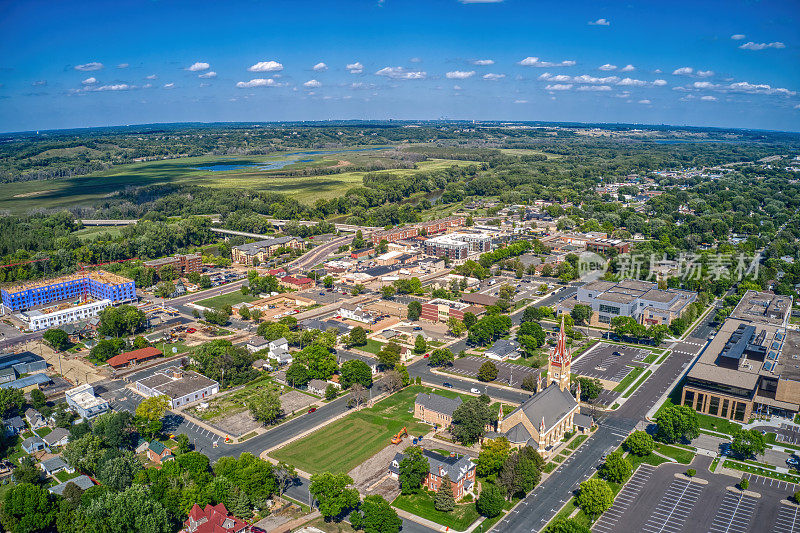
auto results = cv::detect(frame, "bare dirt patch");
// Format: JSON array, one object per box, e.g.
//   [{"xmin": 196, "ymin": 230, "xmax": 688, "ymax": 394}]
[
  {"xmin": 12, "ymin": 189, "xmax": 56, "ymax": 198},
  {"xmin": 280, "ymin": 390, "xmax": 318, "ymax": 415},
  {"xmin": 348, "ymin": 438, "xmax": 415, "ymax": 500}
]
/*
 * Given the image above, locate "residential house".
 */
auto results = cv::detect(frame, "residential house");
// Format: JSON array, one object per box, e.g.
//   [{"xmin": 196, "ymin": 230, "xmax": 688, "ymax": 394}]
[
  {"xmin": 307, "ymin": 379, "xmax": 330, "ymax": 396},
  {"xmin": 107, "ymin": 347, "xmax": 161, "ymax": 369},
  {"xmin": 414, "ymin": 393, "xmax": 462, "ymax": 427},
  {"xmin": 135, "ymin": 438, "xmax": 150, "ymax": 454},
  {"xmin": 337, "ymin": 352, "xmax": 380, "ymax": 374},
  {"xmin": 42, "ymin": 428, "xmax": 70, "ymax": 448},
  {"xmin": 22, "ymin": 436, "xmax": 48, "ymax": 454},
  {"xmin": 246, "ymin": 336, "xmax": 270, "ymax": 353},
  {"xmin": 2, "ymin": 416, "xmax": 25, "ymax": 436},
  {"xmin": 40, "ymin": 457, "xmax": 74, "ymax": 477},
  {"xmin": 181, "ymin": 503, "xmax": 248, "ymax": 533},
  {"xmin": 24, "ymin": 408, "xmax": 46, "ymax": 430},
  {"xmin": 49, "ymin": 474, "xmax": 94, "ymax": 496},
  {"xmin": 339, "ymin": 303, "xmax": 374, "ymax": 323},
  {"xmin": 147, "ymin": 440, "xmax": 175, "ymax": 464},
  {"xmin": 268, "ymin": 337, "xmax": 289, "ymax": 358},
  {"xmin": 485, "ymin": 339, "xmax": 521, "ymax": 361},
  {"xmin": 390, "ymin": 449, "xmax": 476, "ymax": 499}
]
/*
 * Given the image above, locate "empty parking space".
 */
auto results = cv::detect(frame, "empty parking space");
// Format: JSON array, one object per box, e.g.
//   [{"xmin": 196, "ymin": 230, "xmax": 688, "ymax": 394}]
[
  {"xmin": 741, "ymin": 472, "xmax": 798, "ymax": 493},
  {"xmin": 594, "ymin": 464, "xmax": 656, "ymax": 533},
  {"xmin": 450, "ymin": 356, "xmax": 539, "ymax": 388},
  {"xmin": 774, "ymin": 503, "xmax": 800, "ymax": 533},
  {"xmin": 708, "ymin": 491, "xmax": 758, "ymax": 533},
  {"xmin": 641, "ymin": 478, "xmax": 704, "ymax": 533}
]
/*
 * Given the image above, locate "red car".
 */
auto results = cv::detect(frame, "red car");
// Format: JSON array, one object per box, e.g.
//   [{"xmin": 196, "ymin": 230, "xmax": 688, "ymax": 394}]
[
  {"xmin": 186, "ymin": 328, "xmax": 197, "ymax": 334},
  {"xmin": 423, "ymin": 353, "xmax": 430, "ymax": 358},
  {"xmin": 308, "ymin": 407, "xmax": 317, "ymax": 413}
]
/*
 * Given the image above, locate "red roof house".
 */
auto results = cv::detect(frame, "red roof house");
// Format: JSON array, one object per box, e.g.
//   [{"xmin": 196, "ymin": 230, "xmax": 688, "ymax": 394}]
[
  {"xmin": 280, "ymin": 276, "xmax": 314, "ymax": 290},
  {"xmin": 267, "ymin": 268, "xmax": 287, "ymax": 278},
  {"xmin": 182, "ymin": 503, "xmax": 249, "ymax": 533},
  {"xmin": 107, "ymin": 347, "xmax": 162, "ymax": 369}
]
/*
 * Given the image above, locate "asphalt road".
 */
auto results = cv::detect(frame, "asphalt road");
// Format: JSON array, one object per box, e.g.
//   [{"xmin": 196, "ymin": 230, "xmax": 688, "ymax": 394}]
[{"xmin": 492, "ymin": 302, "xmax": 719, "ymax": 533}]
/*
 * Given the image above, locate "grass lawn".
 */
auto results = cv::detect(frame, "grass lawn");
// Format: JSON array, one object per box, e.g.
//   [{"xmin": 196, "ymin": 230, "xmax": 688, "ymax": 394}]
[
  {"xmin": 186, "ymin": 374, "xmax": 276, "ymax": 421},
  {"xmin": 543, "ymin": 462, "xmax": 558, "ymax": 474},
  {"xmin": 654, "ymin": 381, "xmax": 743, "ymax": 436},
  {"xmin": 568, "ymin": 435, "xmax": 588, "ymax": 450},
  {"xmin": 622, "ymin": 369, "xmax": 652, "ymax": 398},
  {"xmin": 197, "ymin": 292, "xmax": 256, "ymax": 309},
  {"xmin": 655, "ymin": 351, "xmax": 671, "ymax": 365},
  {"xmin": 270, "ymin": 385, "xmax": 432, "ymax": 475},
  {"xmin": 723, "ymin": 459, "xmax": 800, "ymax": 483},
  {"xmin": 627, "ymin": 451, "xmax": 670, "ymax": 469},
  {"xmin": 357, "ymin": 339, "xmax": 386, "ymax": 355},
  {"xmin": 54, "ymin": 471, "xmax": 81, "ymax": 483},
  {"xmin": 392, "ymin": 490, "xmax": 480, "ymax": 531},
  {"xmin": 766, "ymin": 432, "xmax": 800, "ymax": 452},
  {"xmin": 655, "ymin": 443, "xmax": 696, "ymax": 464},
  {"xmin": 35, "ymin": 427, "xmax": 52, "ymax": 438},
  {"xmin": 612, "ymin": 366, "xmax": 644, "ymax": 393}
]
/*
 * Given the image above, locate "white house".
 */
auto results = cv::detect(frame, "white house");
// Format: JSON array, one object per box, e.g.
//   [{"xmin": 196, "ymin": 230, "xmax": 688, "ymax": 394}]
[
  {"xmin": 339, "ymin": 303, "xmax": 374, "ymax": 323},
  {"xmin": 246, "ymin": 336, "xmax": 270, "ymax": 353},
  {"xmin": 136, "ymin": 367, "xmax": 220, "ymax": 409},
  {"xmin": 485, "ymin": 339, "xmax": 521, "ymax": 361}
]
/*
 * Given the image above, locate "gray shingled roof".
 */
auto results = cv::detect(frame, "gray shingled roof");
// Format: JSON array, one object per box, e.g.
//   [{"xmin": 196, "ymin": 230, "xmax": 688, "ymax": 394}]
[
  {"xmin": 49, "ymin": 474, "xmax": 94, "ymax": 495},
  {"xmin": 505, "ymin": 422, "xmax": 532, "ymax": 444},
  {"xmin": 487, "ymin": 339, "xmax": 520, "ymax": 357},
  {"xmin": 390, "ymin": 449, "xmax": 475, "ymax": 483},
  {"xmin": 505, "ymin": 384, "xmax": 577, "ymax": 432},
  {"xmin": 415, "ymin": 393, "xmax": 463, "ymax": 418}
]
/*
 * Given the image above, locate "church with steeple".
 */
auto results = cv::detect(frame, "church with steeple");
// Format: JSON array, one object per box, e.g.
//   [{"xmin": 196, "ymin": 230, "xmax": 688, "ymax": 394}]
[{"xmin": 497, "ymin": 317, "xmax": 592, "ymax": 458}]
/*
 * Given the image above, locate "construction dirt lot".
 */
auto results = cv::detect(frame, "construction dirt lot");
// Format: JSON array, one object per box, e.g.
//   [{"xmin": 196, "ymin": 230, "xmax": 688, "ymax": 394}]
[{"xmin": 35, "ymin": 341, "xmax": 106, "ymax": 384}]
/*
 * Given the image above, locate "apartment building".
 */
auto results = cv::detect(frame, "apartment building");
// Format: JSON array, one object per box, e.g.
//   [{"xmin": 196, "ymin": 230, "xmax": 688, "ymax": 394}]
[
  {"xmin": 423, "ymin": 232, "xmax": 492, "ymax": 260},
  {"xmin": 143, "ymin": 253, "xmax": 202, "ymax": 275},
  {"xmin": 573, "ymin": 279, "xmax": 696, "ymax": 326},
  {"xmin": 231, "ymin": 236, "xmax": 304, "ymax": 265}
]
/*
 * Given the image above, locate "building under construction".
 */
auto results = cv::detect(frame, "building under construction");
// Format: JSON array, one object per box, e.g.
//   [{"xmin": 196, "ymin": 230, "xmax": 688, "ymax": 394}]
[{"xmin": 1, "ymin": 270, "xmax": 136, "ymax": 313}]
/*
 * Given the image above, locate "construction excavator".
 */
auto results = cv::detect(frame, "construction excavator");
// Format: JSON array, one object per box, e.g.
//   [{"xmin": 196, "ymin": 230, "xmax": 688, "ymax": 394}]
[{"xmin": 390, "ymin": 426, "xmax": 408, "ymax": 445}]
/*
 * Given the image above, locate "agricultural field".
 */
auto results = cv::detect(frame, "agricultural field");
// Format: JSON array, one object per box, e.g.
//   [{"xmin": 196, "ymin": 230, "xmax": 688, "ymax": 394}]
[
  {"xmin": 269, "ymin": 385, "xmax": 435, "ymax": 475},
  {"xmin": 0, "ymin": 145, "xmax": 475, "ymax": 213}
]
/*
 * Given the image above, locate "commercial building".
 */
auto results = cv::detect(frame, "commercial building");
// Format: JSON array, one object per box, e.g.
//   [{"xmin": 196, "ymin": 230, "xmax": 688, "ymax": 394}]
[
  {"xmin": 423, "ymin": 233, "xmax": 492, "ymax": 260},
  {"xmin": 585, "ymin": 238, "xmax": 630, "ymax": 255},
  {"xmin": 414, "ymin": 392, "xmax": 463, "ymax": 426},
  {"xmin": 573, "ymin": 279, "xmax": 696, "ymax": 326},
  {"xmin": 0, "ymin": 352, "xmax": 47, "ymax": 376},
  {"xmin": 231, "ymin": 236, "xmax": 304, "ymax": 265},
  {"xmin": 136, "ymin": 367, "xmax": 220, "ymax": 409},
  {"xmin": 1, "ymin": 270, "xmax": 136, "ymax": 312},
  {"xmin": 143, "ymin": 253, "xmax": 202, "ymax": 275},
  {"xmin": 681, "ymin": 291, "xmax": 798, "ymax": 421},
  {"xmin": 65, "ymin": 384, "xmax": 109, "ymax": 419},
  {"xmin": 280, "ymin": 275, "xmax": 314, "ymax": 290},
  {"xmin": 20, "ymin": 298, "xmax": 112, "ymax": 332},
  {"xmin": 107, "ymin": 347, "xmax": 162, "ymax": 370},
  {"xmin": 370, "ymin": 216, "xmax": 467, "ymax": 245},
  {"xmin": 339, "ymin": 303, "xmax": 375, "ymax": 323},
  {"xmin": 420, "ymin": 299, "xmax": 482, "ymax": 323}
]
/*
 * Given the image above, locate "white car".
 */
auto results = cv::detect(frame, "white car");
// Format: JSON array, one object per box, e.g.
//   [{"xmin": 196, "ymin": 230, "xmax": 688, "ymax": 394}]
[{"xmin": 470, "ymin": 388, "xmax": 481, "ymax": 394}]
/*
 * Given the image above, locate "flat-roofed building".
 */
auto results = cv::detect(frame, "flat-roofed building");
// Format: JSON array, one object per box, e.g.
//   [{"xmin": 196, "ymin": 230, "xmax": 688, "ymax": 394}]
[
  {"xmin": 573, "ymin": 279, "xmax": 696, "ymax": 326},
  {"xmin": 1, "ymin": 270, "xmax": 135, "ymax": 312},
  {"xmin": 681, "ymin": 291, "xmax": 797, "ymax": 421},
  {"xmin": 143, "ymin": 253, "xmax": 202, "ymax": 275},
  {"xmin": 136, "ymin": 367, "xmax": 219, "ymax": 409},
  {"xmin": 420, "ymin": 298, "xmax": 482, "ymax": 323},
  {"xmin": 231, "ymin": 236, "xmax": 304, "ymax": 265},
  {"xmin": 423, "ymin": 232, "xmax": 492, "ymax": 260},
  {"xmin": 65, "ymin": 384, "xmax": 109, "ymax": 419},
  {"xmin": 585, "ymin": 238, "xmax": 630, "ymax": 255}
]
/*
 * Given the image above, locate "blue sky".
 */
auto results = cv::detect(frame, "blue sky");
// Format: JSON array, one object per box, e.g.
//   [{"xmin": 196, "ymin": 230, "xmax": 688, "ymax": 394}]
[{"xmin": 0, "ymin": 0, "xmax": 798, "ymax": 132}]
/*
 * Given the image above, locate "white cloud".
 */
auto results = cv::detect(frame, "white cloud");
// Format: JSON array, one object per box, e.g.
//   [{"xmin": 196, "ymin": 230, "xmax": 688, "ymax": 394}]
[
  {"xmin": 346, "ymin": 62, "xmax": 364, "ymax": 74},
  {"xmin": 577, "ymin": 85, "xmax": 612, "ymax": 91},
  {"xmin": 117, "ymin": 63, "xmax": 129, "ymax": 69},
  {"xmin": 87, "ymin": 84, "xmax": 130, "ymax": 92},
  {"xmin": 472, "ymin": 59, "xmax": 494, "ymax": 66},
  {"xmin": 545, "ymin": 84, "xmax": 573, "ymax": 91},
  {"xmin": 731, "ymin": 34, "xmax": 746, "ymax": 40},
  {"xmin": 236, "ymin": 78, "xmax": 280, "ymax": 88},
  {"xmin": 446, "ymin": 70, "xmax": 475, "ymax": 79},
  {"xmin": 409, "ymin": 57, "xmax": 422, "ymax": 63},
  {"xmin": 795, "ymin": 104, "xmax": 800, "ymax": 109},
  {"xmin": 303, "ymin": 79, "xmax": 322, "ymax": 88},
  {"xmin": 653, "ymin": 79, "xmax": 668, "ymax": 86},
  {"xmin": 598, "ymin": 64, "xmax": 617, "ymax": 71},
  {"xmin": 739, "ymin": 41, "xmax": 785, "ymax": 50},
  {"xmin": 198, "ymin": 71, "xmax": 217, "ymax": 78},
  {"xmin": 618, "ymin": 77, "xmax": 648, "ymax": 86},
  {"xmin": 453, "ymin": 85, "xmax": 462, "ymax": 90},
  {"xmin": 312, "ymin": 62, "xmax": 328, "ymax": 71},
  {"xmin": 615, "ymin": 91, "xmax": 631, "ymax": 98},
  {"xmin": 513, "ymin": 99, "xmax": 528, "ymax": 104},
  {"xmin": 638, "ymin": 99, "xmax": 651, "ymax": 104},
  {"xmin": 188, "ymin": 62, "xmax": 210, "ymax": 72},
  {"xmin": 75, "ymin": 62, "xmax": 104, "ymax": 71},
  {"xmin": 81, "ymin": 77, "xmax": 97, "ymax": 85},
  {"xmin": 163, "ymin": 83, "xmax": 175, "ymax": 89},
  {"xmin": 727, "ymin": 81, "xmax": 795, "ymax": 96},
  {"xmin": 32, "ymin": 80, "xmax": 47, "ymax": 86},
  {"xmin": 539, "ymin": 73, "xmax": 572, "ymax": 82},
  {"xmin": 673, "ymin": 67, "xmax": 694, "ymax": 76},
  {"xmin": 693, "ymin": 81, "xmax": 716, "ymax": 89},
  {"xmin": 145, "ymin": 74, "xmax": 157, "ymax": 80},
  {"xmin": 700, "ymin": 95, "xmax": 717, "ymax": 101},
  {"xmin": 588, "ymin": 18, "xmax": 610, "ymax": 26},
  {"xmin": 574, "ymin": 74, "xmax": 619, "ymax": 84},
  {"xmin": 519, "ymin": 56, "xmax": 576, "ymax": 67},
  {"xmin": 375, "ymin": 66, "xmax": 426, "ymax": 80},
  {"xmin": 482, "ymin": 73, "xmax": 505, "ymax": 80},
  {"xmin": 697, "ymin": 70, "xmax": 714, "ymax": 78},
  {"xmin": 248, "ymin": 61, "xmax": 283, "ymax": 72},
  {"xmin": 620, "ymin": 64, "xmax": 635, "ymax": 72}
]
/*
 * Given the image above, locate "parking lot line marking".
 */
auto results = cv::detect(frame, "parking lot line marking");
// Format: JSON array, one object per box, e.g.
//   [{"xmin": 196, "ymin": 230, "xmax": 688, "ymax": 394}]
[
  {"xmin": 641, "ymin": 479, "xmax": 702, "ymax": 533},
  {"xmin": 773, "ymin": 503, "xmax": 800, "ymax": 533}
]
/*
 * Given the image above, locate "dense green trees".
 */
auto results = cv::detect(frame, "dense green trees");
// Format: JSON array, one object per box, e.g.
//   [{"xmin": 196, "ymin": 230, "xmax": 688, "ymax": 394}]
[
  {"xmin": 434, "ymin": 475, "xmax": 456, "ymax": 511},
  {"xmin": 309, "ymin": 472, "xmax": 360, "ymax": 520},
  {"xmin": 655, "ymin": 405, "xmax": 700, "ymax": 444},
  {"xmin": 97, "ymin": 305, "xmax": 146, "ymax": 337},
  {"xmin": 249, "ymin": 388, "xmax": 284, "ymax": 425},
  {"xmin": 340, "ymin": 360, "xmax": 374, "ymax": 389},
  {"xmin": 427, "ymin": 348, "xmax": 454, "ymax": 367},
  {"xmin": 350, "ymin": 495, "xmax": 402, "ymax": 533},
  {"xmin": 193, "ymin": 340, "xmax": 258, "ymax": 388},
  {"xmin": 398, "ymin": 447, "xmax": 429, "ymax": 495},
  {"xmin": 476, "ymin": 484, "xmax": 505, "ymax": 518},
  {"xmin": 468, "ymin": 314, "xmax": 512, "ymax": 346},
  {"xmin": 42, "ymin": 328, "xmax": 70, "ymax": 351},
  {"xmin": 731, "ymin": 429, "xmax": 766, "ymax": 459},
  {"xmin": 451, "ymin": 396, "xmax": 497, "ymax": 446},
  {"xmin": 576, "ymin": 478, "xmax": 614, "ymax": 519},
  {"xmin": 623, "ymin": 431, "xmax": 656, "ymax": 456},
  {"xmin": 1, "ymin": 483, "xmax": 58, "ymax": 533}
]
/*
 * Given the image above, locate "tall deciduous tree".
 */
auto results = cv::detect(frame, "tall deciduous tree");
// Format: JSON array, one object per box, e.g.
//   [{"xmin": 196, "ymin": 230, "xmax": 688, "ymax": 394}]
[
  {"xmin": 398, "ymin": 447, "xmax": 429, "ymax": 494},
  {"xmin": 451, "ymin": 397, "xmax": 497, "ymax": 446},
  {"xmin": 309, "ymin": 472, "xmax": 360, "ymax": 520},
  {"xmin": 576, "ymin": 479, "xmax": 614, "ymax": 519},
  {"xmin": 249, "ymin": 388, "xmax": 284, "ymax": 425}
]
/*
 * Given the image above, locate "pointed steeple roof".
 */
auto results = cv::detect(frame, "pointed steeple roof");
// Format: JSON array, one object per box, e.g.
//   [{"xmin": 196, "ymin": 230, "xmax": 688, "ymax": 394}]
[{"xmin": 550, "ymin": 315, "xmax": 570, "ymax": 367}]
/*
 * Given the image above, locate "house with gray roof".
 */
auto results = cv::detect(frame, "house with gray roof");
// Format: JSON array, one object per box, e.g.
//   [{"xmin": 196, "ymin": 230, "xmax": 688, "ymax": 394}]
[
  {"xmin": 3, "ymin": 416, "xmax": 25, "ymax": 436},
  {"xmin": 485, "ymin": 339, "xmax": 521, "ymax": 361},
  {"xmin": 390, "ymin": 449, "xmax": 476, "ymax": 500},
  {"xmin": 22, "ymin": 435, "xmax": 48, "ymax": 454},
  {"xmin": 42, "ymin": 428, "xmax": 70, "ymax": 448},
  {"xmin": 414, "ymin": 392, "xmax": 463, "ymax": 427},
  {"xmin": 40, "ymin": 457, "xmax": 73, "ymax": 476},
  {"xmin": 24, "ymin": 408, "xmax": 46, "ymax": 430},
  {"xmin": 49, "ymin": 474, "xmax": 94, "ymax": 495}
]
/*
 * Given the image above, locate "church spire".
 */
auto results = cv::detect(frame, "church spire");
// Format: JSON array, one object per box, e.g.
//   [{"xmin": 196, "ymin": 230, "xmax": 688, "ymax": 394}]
[{"xmin": 547, "ymin": 315, "xmax": 572, "ymax": 391}]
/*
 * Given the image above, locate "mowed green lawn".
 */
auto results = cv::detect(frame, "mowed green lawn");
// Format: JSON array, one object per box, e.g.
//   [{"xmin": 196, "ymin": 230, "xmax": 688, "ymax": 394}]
[
  {"xmin": 196, "ymin": 291, "xmax": 256, "ymax": 309},
  {"xmin": 269, "ymin": 385, "xmax": 433, "ymax": 474}
]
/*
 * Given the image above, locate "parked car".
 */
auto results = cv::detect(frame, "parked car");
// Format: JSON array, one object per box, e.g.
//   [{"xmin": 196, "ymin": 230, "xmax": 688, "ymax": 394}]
[
  {"xmin": 308, "ymin": 407, "xmax": 317, "ymax": 413},
  {"xmin": 470, "ymin": 388, "xmax": 481, "ymax": 394},
  {"xmin": 442, "ymin": 382, "xmax": 453, "ymax": 388},
  {"xmin": 612, "ymin": 351, "xmax": 622, "ymax": 356},
  {"xmin": 423, "ymin": 353, "xmax": 430, "ymax": 358},
  {"xmin": 413, "ymin": 326, "xmax": 422, "ymax": 331}
]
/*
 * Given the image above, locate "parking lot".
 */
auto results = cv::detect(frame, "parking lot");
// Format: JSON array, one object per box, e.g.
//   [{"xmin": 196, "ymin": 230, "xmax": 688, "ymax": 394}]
[
  {"xmin": 777, "ymin": 424, "xmax": 800, "ymax": 446},
  {"xmin": 708, "ymin": 491, "xmax": 758, "ymax": 533},
  {"xmin": 571, "ymin": 342, "xmax": 649, "ymax": 383},
  {"xmin": 774, "ymin": 502, "xmax": 800, "ymax": 533},
  {"xmin": 297, "ymin": 288, "xmax": 348, "ymax": 306},
  {"xmin": 450, "ymin": 356, "xmax": 539, "ymax": 388},
  {"xmin": 594, "ymin": 464, "xmax": 656, "ymax": 533},
  {"xmin": 641, "ymin": 477, "xmax": 704, "ymax": 533}
]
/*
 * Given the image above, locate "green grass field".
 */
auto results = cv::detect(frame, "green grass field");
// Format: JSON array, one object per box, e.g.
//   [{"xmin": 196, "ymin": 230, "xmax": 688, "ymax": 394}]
[
  {"xmin": 392, "ymin": 490, "xmax": 480, "ymax": 531},
  {"xmin": 269, "ymin": 385, "xmax": 433, "ymax": 474},
  {"xmin": 196, "ymin": 292, "xmax": 256, "ymax": 309},
  {"xmin": 0, "ymin": 148, "xmax": 474, "ymax": 213}
]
